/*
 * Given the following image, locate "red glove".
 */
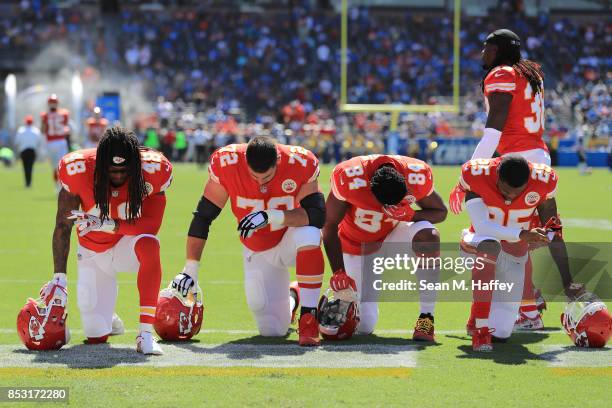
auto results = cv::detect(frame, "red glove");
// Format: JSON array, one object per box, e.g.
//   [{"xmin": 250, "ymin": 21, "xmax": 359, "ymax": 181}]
[
  {"xmin": 543, "ymin": 216, "xmax": 563, "ymax": 240},
  {"xmin": 448, "ymin": 183, "xmax": 466, "ymax": 215},
  {"xmin": 382, "ymin": 199, "xmax": 415, "ymax": 221},
  {"xmin": 330, "ymin": 268, "xmax": 356, "ymax": 292}
]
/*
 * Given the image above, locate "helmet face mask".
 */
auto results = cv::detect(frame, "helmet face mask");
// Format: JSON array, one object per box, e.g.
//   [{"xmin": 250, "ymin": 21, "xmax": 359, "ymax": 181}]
[
  {"xmin": 317, "ymin": 288, "xmax": 360, "ymax": 340},
  {"xmin": 561, "ymin": 292, "xmax": 611, "ymax": 348}
]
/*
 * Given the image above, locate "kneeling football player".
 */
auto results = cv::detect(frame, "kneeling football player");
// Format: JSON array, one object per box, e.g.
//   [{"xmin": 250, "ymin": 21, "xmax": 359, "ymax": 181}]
[
  {"xmin": 459, "ymin": 155, "xmax": 583, "ymax": 351},
  {"xmin": 322, "ymin": 154, "xmax": 447, "ymax": 341},
  {"xmin": 41, "ymin": 127, "xmax": 172, "ymax": 355},
  {"xmin": 173, "ymin": 136, "xmax": 325, "ymax": 346}
]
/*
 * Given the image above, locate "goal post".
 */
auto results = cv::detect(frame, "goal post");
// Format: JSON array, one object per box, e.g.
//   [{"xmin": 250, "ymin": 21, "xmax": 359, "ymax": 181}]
[{"xmin": 339, "ymin": 0, "xmax": 462, "ymax": 130}]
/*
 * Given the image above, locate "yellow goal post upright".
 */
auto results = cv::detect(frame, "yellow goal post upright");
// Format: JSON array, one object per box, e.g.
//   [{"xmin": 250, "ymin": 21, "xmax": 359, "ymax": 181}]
[{"xmin": 339, "ymin": 0, "xmax": 461, "ymax": 150}]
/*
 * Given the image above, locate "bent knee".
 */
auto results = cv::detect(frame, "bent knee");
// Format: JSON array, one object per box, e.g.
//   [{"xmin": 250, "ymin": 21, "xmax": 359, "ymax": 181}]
[{"xmin": 256, "ymin": 315, "xmax": 289, "ymax": 337}]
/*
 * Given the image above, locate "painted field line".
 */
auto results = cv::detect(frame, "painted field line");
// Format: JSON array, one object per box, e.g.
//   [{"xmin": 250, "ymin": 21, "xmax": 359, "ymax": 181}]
[
  {"xmin": 540, "ymin": 345, "xmax": 612, "ymax": 367},
  {"xmin": 564, "ymin": 218, "xmax": 612, "ymax": 231},
  {"xmin": 0, "ymin": 328, "xmax": 564, "ymax": 335},
  {"xmin": 1, "ymin": 279, "xmax": 241, "ymax": 285},
  {"xmin": 0, "ymin": 343, "xmax": 418, "ymax": 369}
]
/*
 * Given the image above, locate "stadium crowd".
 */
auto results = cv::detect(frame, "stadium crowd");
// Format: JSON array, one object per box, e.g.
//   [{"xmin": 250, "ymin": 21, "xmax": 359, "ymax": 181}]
[{"xmin": 0, "ymin": 1, "xmax": 609, "ymax": 163}]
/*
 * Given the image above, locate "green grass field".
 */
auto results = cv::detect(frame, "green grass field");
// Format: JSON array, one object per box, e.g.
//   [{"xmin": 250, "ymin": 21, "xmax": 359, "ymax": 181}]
[{"xmin": 1, "ymin": 162, "xmax": 611, "ymax": 407}]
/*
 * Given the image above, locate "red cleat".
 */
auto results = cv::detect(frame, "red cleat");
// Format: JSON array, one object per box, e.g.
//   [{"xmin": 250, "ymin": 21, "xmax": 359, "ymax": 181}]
[
  {"xmin": 85, "ymin": 335, "xmax": 109, "ymax": 345},
  {"xmin": 298, "ymin": 312, "xmax": 320, "ymax": 347},
  {"xmin": 472, "ymin": 326, "xmax": 493, "ymax": 352},
  {"xmin": 289, "ymin": 281, "xmax": 300, "ymax": 324},
  {"xmin": 412, "ymin": 315, "xmax": 435, "ymax": 342}
]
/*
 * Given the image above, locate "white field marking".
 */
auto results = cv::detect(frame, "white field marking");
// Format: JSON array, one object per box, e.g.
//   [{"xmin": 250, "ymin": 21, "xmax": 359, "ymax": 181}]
[
  {"xmin": 564, "ymin": 218, "xmax": 612, "ymax": 231},
  {"xmin": 0, "ymin": 328, "xmax": 564, "ymax": 335},
  {"xmin": 539, "ymin": 345, "xmax": 612, "ymax": 367},
  {"xmin": 0, "ymin": 279, "xmax": 242, "ymax": 285},
  {"xmin": 0, "ymin": 343, "xmax": 418, "ymax": 369}
]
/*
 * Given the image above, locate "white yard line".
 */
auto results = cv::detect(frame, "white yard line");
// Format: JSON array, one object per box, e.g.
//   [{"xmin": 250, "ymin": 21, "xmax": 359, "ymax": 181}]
[
  {"xmin": 0, "ymin": 343, "xmax": 419, "ymax": 368},
  {"xmin": 564, "ymin": 218, "xmax": 612, "ymax": 231},
  {"xmin": 540, "ymin": 345, "xmax": 612, "ymax": 367}
]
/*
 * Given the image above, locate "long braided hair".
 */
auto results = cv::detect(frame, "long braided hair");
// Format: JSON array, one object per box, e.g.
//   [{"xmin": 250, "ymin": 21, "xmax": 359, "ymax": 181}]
[
  {"xmin": 94, "ymin": 127, "xmax": 147, "ymax": 222},
  {"xmin": 482, "ymin": 29, "xmax": 544, "ymax": 95}
]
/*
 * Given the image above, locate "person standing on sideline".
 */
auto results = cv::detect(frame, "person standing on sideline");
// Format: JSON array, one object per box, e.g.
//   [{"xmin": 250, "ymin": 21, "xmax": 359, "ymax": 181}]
[{"xmin": 14, "ymin": 115, "xmax": 43, "ymax": 188}]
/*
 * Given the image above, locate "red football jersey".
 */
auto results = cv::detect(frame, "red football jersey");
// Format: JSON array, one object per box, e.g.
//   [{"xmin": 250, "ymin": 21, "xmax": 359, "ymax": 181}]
[
  {"xmin": 330, "ymin": 155, "xmax": 434, "ymax": 255},
  {"xmin": 208, "ymin": 143, "xmax": 320, "ymax": 252},
  {"xmin": 58, "ymin": 148, "xmax": 173, "ymax": 252},
  {"xmin": 484, "ymin": 65, "xmax": 548, "ymax": 154},
  {"xmin": 41, "ymin": 109, "xmax": 70, "ymax": 141},
  {"xmin": 460, "ymin": 157, "xmax": 557, "ymax": 255},
  {"xmin": 86, "ymin": 118, "xmax": 109, "ymax": 143}
]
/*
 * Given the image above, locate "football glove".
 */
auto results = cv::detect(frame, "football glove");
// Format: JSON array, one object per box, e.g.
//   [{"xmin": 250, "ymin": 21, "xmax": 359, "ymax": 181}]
[
  {"xmin": 237, "ymin": 209, "xmax": 284, "ymax": 239},
  {"xmin": 171, "ymin": 273, "xmax": 195, "ymax": 297},
  {"xmin": 330, "ymin": 268, "xmax": 357, "ymax": 292},
  {"xmin": 39, "ymin": 273, "xmax": 68, "ymax": 305},
  {"xmin": 68, "ymin": 210, "xmax": 116, "ymax": 236},
  {"xmin": 382, "ymin": 198, "xmax": 415, "ymax": 221},
  {"xmin": 448, "ymin": 183, "xmax": 466, "ymax": 215}
]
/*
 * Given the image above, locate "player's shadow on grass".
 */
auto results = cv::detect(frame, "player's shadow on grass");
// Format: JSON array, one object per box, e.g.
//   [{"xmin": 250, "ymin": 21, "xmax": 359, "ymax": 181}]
[
  {"xmin": 453, "ymin": 332, "xmax": 550, "ymax": 365},
  {"xmin": 13, "ymin": 343, "xmax": 149, "ymax": 369},
  {"xmin": 169, "ymin": 333, "xmax": 428, "ymax": 360}
]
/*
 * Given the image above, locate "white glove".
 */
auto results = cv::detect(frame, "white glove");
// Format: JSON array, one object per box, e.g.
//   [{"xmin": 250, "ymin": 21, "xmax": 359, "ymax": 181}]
[
  {"xmin": 39, "ymin": 273, "xmax": 67, "ymax": 304},
  {"xmin": 237, "ymin": 209, "xmax": 284, "ymax": 239},
  {"xmin": 172, "ymin": 260, "xmax": 200, "ymax": 297},
  {"xmin": 68, "ymin": 210, "xmax": 116, "ymax": 237}
]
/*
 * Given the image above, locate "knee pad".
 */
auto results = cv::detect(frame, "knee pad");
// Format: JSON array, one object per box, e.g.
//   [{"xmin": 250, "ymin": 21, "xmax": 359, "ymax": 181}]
[
  {"xmin": 293, "ymin": 226, "xmax": 322, "ymax": 249},
  {"xmin": 77, "ymin": 282, "xmax": 97, "ymax": 312},
  {"xmin": 256, "ymin": 314, "xmax": 288, "ymax": 337},
  {"xmin": 245, "ymin": 278, "xmax": 267, "ymax": 313},
  {"xmin": 356, "ymin": 303, "xmax": 379, "ymax": 335}
]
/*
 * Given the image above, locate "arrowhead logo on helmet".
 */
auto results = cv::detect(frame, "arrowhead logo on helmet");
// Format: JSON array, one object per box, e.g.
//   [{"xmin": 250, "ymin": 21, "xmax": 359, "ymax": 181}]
[
  {"xmin": 561, "ymin": 292, "xmax": 611, "ymax": 348},
  {"xmin": 154, "ymin": 285, "xmax": 204, "ymax": 341},
  {"xmin": 17, "ymin": 286, "xmax": 70, "ymax": 351}
]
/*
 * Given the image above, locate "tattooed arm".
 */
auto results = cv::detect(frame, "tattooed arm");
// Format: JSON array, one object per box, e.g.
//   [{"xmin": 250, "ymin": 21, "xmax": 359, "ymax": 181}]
[{"xmin": 52, "ymin": 188, "xmax": 81, "ymax": 275}]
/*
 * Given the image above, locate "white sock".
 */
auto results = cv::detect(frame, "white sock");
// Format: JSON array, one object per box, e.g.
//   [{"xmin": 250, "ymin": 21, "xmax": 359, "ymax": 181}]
[
  {"xmin": 475, "ymin": 318, "xmax": 488, "ymax": 329},
  {"xmin": 140, "ymin": 323, "xmax": 153, "ymax": 333},
  {"xmin": 299, "ymin": 288, "xmax": 320, "ymax": 309},
  {"xmin": 417, "ymin": 267, "xmax": 439, "ymax": 315}
]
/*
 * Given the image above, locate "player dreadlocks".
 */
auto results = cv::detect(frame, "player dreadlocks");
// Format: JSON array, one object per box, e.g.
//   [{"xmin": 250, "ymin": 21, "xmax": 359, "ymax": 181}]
[
  {"xmin": 481, "ymin": 29, "xmax": 544, "ymax": 96},
  {"xmin": 94, "ymin": 127, "xmax": 147, "ymax": 222}
]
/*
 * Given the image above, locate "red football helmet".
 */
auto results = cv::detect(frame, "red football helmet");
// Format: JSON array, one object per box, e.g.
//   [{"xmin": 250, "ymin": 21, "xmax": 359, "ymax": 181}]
[
  {"xmin": 561, "ymin": 292, "xmax": 611, "ymax": 348},
  {"xmin": 17, "ymin": 285, "xmax": 69, "ymax": 351},
  {"xmin": 154, "ymin": 285, "xmax": 204, "ymax": 341},
  {"xmin": 317, "ymin": 288, "xmax": 360, "ymax": 341}
]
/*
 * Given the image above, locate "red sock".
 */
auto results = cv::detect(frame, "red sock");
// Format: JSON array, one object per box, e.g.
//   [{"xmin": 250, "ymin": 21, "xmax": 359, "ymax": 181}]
[
  {"xmin": 135, "ymin": 237, "xmax": 162, "ymax": 325},
  {"xmin": 296, "ymin": 247, "xmax": 324, "ymax": 309},
  {"xmin": 471, "ymin": 252, "xmax": 497, "ymax": 326},
  {"xmin": 519, "ymin": 255, "xmax": 537, "ymax": 315}
]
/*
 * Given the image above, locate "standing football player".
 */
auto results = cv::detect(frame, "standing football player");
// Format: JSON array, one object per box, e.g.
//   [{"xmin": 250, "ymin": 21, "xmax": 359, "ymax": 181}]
[
  {"xmin": 41, "ymin": 94, "xmax": 71, "ymax": 187},
  {"xmin": 172, "ymin": 136, "xmax": 325, "ymax": 346},
  {"xmin": 448, "ymin": 29, "xmax": 551, "ymax": 329},
  {"xmin": 42, "ymin": 127, "xmax": 172, "ymax": 354},
  {"xmin": 323, "ymin": 154, "xmax": 447, "ymax": 341},
  {"xmin": 460, "ymin": 155, "xmax": 582, "ymax": 351},
  {"xmin": 84, "ymin": 107, "xmax": 109, "ymax": 148}
]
